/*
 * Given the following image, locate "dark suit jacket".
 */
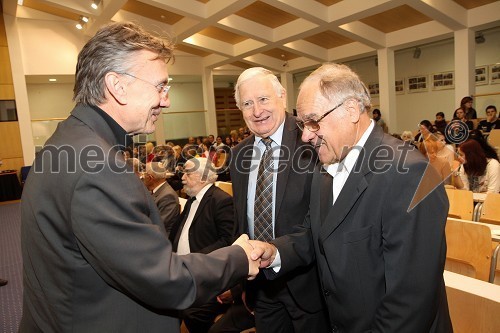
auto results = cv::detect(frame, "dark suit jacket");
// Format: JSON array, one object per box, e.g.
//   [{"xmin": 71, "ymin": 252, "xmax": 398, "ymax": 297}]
[
  {"xmin": 170, "ymin": 185, "xmax": 235, "ymax": 254},
  {"xmin": 230, "ymin": 112, "xmax": 324, "ymax": 312},
  {"xmin": 20, "ymin": 105, "xmax": 248, "ymax": 333},
  {"xmin": 153, "ymin": 181, "xmax": 180, "ymax": 236},
  {"xmin": 270, "ymin": 125, "xmax": 453, "ymax": 332}
]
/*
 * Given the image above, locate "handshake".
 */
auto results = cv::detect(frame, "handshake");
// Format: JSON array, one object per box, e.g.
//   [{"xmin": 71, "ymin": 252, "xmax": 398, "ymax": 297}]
[{"xmin": 232, "ymin": 234, "xmax": 277, "ymax": 280}]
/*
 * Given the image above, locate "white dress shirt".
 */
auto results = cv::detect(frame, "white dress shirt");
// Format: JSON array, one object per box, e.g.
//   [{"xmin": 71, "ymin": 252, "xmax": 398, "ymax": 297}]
[{"xmin": 177, "ymin": 183, "xmax": 213, "ymax": 255}]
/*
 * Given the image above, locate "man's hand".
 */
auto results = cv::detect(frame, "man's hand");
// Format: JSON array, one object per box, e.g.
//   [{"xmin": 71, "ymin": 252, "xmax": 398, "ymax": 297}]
[
  {"xmin": 232, "ymin": 234, "xmax": 260, "ymax": 280},
  {"xmin": 248, "ymin": 240, "xmax": 277, "ymax": 268}
]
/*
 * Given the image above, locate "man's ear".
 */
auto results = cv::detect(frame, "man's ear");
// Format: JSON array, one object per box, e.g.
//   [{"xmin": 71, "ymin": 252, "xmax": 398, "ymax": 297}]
[
  {"xmin": 344, "ymin": 99, "xmax": 360, "ymax": 123},
  {"xmin": 105, "ymin": 72, "xmax": 128, "ymax": 105}
]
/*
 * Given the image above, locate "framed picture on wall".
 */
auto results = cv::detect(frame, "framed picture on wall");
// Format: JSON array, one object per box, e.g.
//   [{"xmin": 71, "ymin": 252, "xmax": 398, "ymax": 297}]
[
  {"xmin": 395, "ymin": 79, "xmax": 404, "ymax": 94},
  {"xmin": 490, "ymin": 64, "xmax": 500, "ymax": 84},
  {"xmin": 475, "ymin": 66, "xmax": 488, "ymax": 85},
  {"xmin": 407, "ymin": 75, "xmax": 428, "ymax": 93},
  {"xmin": 432, "ymin": 71, "xmax": 454, "ymax": 90},
  {"xmin": 368, "ymin": 82, "xmax": 379, "ymax": 96}
]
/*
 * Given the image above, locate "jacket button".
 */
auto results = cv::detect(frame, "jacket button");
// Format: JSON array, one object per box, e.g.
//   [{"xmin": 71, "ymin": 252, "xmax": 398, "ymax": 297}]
[{"xmin": 323, "ymin": 289, "xmax": 331, "ymax": 296}]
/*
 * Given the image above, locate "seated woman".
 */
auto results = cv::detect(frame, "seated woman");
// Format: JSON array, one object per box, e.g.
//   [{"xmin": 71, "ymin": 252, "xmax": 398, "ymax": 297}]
[
  {"xmin": 451, "ymin": 139, "xmax": 500, "ymax": 193},
  {"xmin": 434, "ymin": 131, "xmax": 455, "ymax": 166},
  {"xmin": 419, "ymin": 139, "xmax": 451, "ymax": 185},
  {"xmin": 414, "ymin": 120, "xmax": 435, "ymax": 144}
]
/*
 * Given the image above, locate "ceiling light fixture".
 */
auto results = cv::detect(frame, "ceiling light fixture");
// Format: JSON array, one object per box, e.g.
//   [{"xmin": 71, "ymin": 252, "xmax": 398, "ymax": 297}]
[
  {"xmin": 17, "ymin": 0, "xmax": 24, "ymax": 5},
  {"xmin": 91, "ymin": 0, "xmax": 101, "ymax": 10},
  {"xmin": 413, "ymin": 47, "xmax": 421, "ymax": 59},
  {"xmin": 81, "ymin": 16, "xmax": 89, "ymax": 23},
  {"xmin": 49, "ymin": 78, "xmax": 57, "ymax": 82},
  {"xmin": 76, "ymin": 17, "xmax": 87, "ymax": 30},
  {"xmin": 475, "ymin": 32, "xmax": 485, "ymax": 44}
]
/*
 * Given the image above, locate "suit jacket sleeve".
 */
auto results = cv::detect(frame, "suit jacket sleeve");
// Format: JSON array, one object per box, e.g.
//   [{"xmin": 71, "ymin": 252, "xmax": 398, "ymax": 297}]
[
  {"xmin": 263, "ymin": 213, "xmax": 316, "ymax": 279},
  {"xmin": 156, "ymin": 186, "xmax": 180, "ymax": 235},
  {"xmin": 371, "ymin": 159, "xmax": 449, "ymax": 332},
  {"xmin": 70, "ymin": 164, "xmax": 247, "ymax": 310},
  {"xmin": 198, "ymin": 192, "xmax": 235, "ymax": 254}
]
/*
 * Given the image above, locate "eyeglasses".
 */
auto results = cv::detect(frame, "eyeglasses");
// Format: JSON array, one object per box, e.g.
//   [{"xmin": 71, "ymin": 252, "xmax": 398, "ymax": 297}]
[
  {"xmin": 241, "ymin": 96, "xmax": 271, "ymax": 111},
  {"xmin": 296, "ymin": 102, "xmax": 344, "ymax": 132},
  {"xmin": 120, "ymin": 72, "xmax": 170, "ymax": 97}
]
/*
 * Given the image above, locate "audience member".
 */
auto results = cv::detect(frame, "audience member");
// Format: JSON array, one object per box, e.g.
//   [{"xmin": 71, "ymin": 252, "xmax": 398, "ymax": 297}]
[
  {"xmin": 226, "ymin": 67, "xmax": 328, "ymax": 333},
  {"xmin": 169, "ymin": 157, "xmax": 236, "ymax": 333},
  {"xmin": 414, "ymin": 120, "xmax": 435, "ymax": 143},
  {"xmin": 451, "ymin": 139, "xmax": 500, "ymax": 193},
  {"xmin": 213, "ymin": 136, "xmax": 226, "ymax": 149},
  {"xmin": 453, "ymin": 96, "xmax": 477, "ymax": 119},
  {"xmin": 478, "ymin": 105, "xmax": 500, "ymax": 133},
  {"xmin": 469, "ymin": 129, "xmax": 499, "ymax": 161},
  {"xmin": 143, "ymin": 162, "xmax": 180, "ymax": 236},
  {"xmin": 19, "ymin": 21, "xmax": 259, "ymax": 332},
  {"xmin": 420, "ymin": 139, "xmax": 451, "ymax": 184},
  {"xmin": 372, "ymin": 108, "xmax": 388, "ymax": 133},
  {"xmin": 434, "ymin": 112, "xmax": 447, "ymax": 134},
  {"xmin": 251, "ymin": 63, "xmax": 452, "ymax": 333},
  {"xmin": 453, "ymin": 107, "xmax": 474, "ymax": 130},
  {"xmin": 434, "ymin": 132, "xmax": 455, "ymax": 167}
]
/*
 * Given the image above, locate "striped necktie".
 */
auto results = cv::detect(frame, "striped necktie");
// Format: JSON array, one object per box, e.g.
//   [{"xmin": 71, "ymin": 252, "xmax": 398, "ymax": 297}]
[{"xmin": 254, "ymin": 138, "xmax": 274, "ymax": 241}]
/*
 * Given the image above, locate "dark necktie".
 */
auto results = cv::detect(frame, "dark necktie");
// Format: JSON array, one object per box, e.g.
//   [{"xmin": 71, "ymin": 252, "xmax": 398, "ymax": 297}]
[
  {"xmin": 321, "ymin": 172, "xmax": 334, "ymax": 224},
  {"xmin": 254, "ymin": 138, "xmax": 274, "ymax": 241}
]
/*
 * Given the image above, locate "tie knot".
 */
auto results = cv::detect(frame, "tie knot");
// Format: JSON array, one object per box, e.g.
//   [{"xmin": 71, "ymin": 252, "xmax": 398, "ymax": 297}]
[
  {"xmin": 188, "ymin": 196, "xmax": 196, "ymax": 203},
  {"xmin": 262, "ymin": 137, "xmax": 273, "ymax": 148}
]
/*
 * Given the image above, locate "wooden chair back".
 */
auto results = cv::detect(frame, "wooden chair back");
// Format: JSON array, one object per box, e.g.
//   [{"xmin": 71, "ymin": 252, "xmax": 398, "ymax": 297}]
[
  {"xmin": 445, "ymin": 218, "xmax": 493, "ymax": 281},
  {"xmin": 487, "ymin": 129, "xmax": 500, "ymax": 160},
  {"xmin": 215, "ymin": 181, "xmax": 233, "ymax": 196},
  {"xmin": 479, "ymin": 192, "xmax": 500, "ymax": 225},
  {"xmin": 445, "ymin": 188, "xmax": 474, "ymax": 220}
]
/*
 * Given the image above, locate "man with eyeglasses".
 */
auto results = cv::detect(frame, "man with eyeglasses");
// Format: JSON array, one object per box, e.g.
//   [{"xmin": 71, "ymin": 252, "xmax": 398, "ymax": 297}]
[
  {"xmin": 214, "ymin": 67, "xmax": 327, "ymax": 333},
  {"xmin": 250, "ymin": 63, "xmax": 452, "ymax": 333},
  {"xmin": 20, "ymin": 22, "xmax": 261, "ymax": 333}
]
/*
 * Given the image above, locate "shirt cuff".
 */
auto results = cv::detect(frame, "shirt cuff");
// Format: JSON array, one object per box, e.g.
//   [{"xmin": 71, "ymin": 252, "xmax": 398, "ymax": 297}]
[{"xmin": 269, "ymin": 249, "xmax": 281, "ymax": 273}]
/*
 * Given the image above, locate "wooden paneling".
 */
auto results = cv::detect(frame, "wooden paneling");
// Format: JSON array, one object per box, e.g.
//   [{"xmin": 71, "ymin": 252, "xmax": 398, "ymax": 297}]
[
  {"xmin": 314, "ymin": 0, "xmax": 342, "ymax": 6},
  {"xmin": 123, "ymin": 0, "xmax": 184, "ymax": 24},
  {"xmin": 261, "ymin": 48, "xmax": 299, "ymax": 60},
  {"xmin": 0, "ymin": 157, "xmax": 24, "ymax": 174},
  {"xmin": 0, "ymin": 85, "xmax": 15, "ymax": 100},
  {"xmin": 0, "ymin": 9, "xmax": 7, "ymax": 47},
  {"xmin": 0, "ymin": 122, "xmax": 23, "ymax": 157},
  {"xmin": 453, "ymin": 0, "xmax": 498, "ymax": 9},
  {"xmin": 198, "ymin": 26, "xmax": 247, "ymax": 44},
  {"xmin": 214, "ymin": 88, "xmax": 245, "ymax": 135},
  {"xmin": 304, "ymin": 31, "xmax": 355, "ymax": 49},
  {"xmin": 236, "ymin": 2, "xmax": 297, "ymax": 28},
  {"xmin": 0, "ymin": 47, "xmax": 13, "ymax": 84},
  {"xmin": 23, "ymin": 0, "xmax": 81, "ymax": 21},
  {"xmin": 360, "ymin": 5, "xmax": 432, "ymax": 33}
]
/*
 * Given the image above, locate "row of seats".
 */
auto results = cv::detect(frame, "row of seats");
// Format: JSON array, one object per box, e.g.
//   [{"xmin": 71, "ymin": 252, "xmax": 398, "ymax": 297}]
[{"xmin": 446, "ymin": 188, "xmax": 500, "ymax": 224}]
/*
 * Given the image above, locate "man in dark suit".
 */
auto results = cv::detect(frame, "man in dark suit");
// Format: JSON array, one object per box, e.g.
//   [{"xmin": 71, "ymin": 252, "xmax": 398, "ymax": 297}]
[
  {"xmin": 19, "ymin": 22, "xmax": 259, "ymax": 333},
  {"xmin": 224, "ymin": 67, "xmax": 327, "ymax": 333},
  {"xmin": 252, "ymin": 63, "xmax": 453, "ymax": 332},
  {"xmin": 143, "ymin": 161, "xmax": 180, "ymax": 237},
  {"xmin": 169, "ymin": 157, "xmax": 236, "ymax": 332}
]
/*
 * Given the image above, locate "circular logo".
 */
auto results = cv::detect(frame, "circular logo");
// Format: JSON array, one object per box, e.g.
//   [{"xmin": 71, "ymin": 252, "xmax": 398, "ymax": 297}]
[{"xmin": 445, "ymin": 120, "xmax": 469, "ymax": 144}]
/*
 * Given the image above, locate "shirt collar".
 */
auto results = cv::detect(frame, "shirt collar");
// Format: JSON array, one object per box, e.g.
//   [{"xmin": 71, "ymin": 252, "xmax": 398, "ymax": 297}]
[
  {"xmin": 193, "ymin": 183, "xmax": 213, "ymax": 202},
  {"xmin": 90, "ymin": 105, "xmax": 133, "ymax": 150},
  {"xmin": 152, "ymin": 181, "xmax": 167, "ymax": 194},
  {"xmin": 253, "ymin": 119, "xmax": 285, "ymax": 147},
  {"xmin": 325, "ymin": 119, "xmax": 375, "ymax": 177}
]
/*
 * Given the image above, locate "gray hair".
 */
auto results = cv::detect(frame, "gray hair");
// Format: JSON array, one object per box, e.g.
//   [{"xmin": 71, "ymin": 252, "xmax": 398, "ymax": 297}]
[
  {"xmin": 73, "ymin": 22, "xmax": 175, "ymax": 106},
  {"xmin": 146, "ymin": 162, "xmax": 167, "ymax": 180},
  {"xmin": 301, "ymin": 63, "xmax": 371, "ymax": 113},
  {"xmin": 186, "ymin": 157, "xmax": 218, "ymax": 183},
  {"xmin": 234, "ymin": 67, "xmax": 284, "ymax": 109}
]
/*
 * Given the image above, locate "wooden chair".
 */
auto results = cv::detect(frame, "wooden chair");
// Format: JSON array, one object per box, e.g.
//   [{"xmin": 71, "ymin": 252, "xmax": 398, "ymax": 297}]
[
  {"xmin": 445, "ymin": 218, "xmax": 493, "ymax": 282},
  {"xmin": 487, "ymin": 129, "xmax": 500, "ymax": 154},
  {"xmin": 215, "ymin": 181, "xmax": 233, "ymax": 196},
  {"xmin": 445, "ymin": 188, "xmax": 474, "ymax": 220},
  {"xmin": 444, "ymin": 270, "xmax": 500, "ymax": 333},
  {"xmin": 479, "ymin": 192, "xmax": 500, "ymax": 225}
]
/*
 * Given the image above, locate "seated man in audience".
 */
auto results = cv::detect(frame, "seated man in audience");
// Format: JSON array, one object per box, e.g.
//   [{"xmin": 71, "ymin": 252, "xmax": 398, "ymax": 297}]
[
  {"xmin": 143, "ymin": 162, "xmax": 180, "ymax": 236},
  {"xmin": 169, "ymin": 157, "xmax": 236, "ymax": 333},
  {"xmin": 479, "ymin": 105, "xmax": 500, "ymax": 133}
]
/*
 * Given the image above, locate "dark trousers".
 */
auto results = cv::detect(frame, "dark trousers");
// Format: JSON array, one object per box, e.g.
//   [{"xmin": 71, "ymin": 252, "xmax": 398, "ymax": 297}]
[{"xmin": 208, "ymin": 302, "xmax": 255, "ymax": 333}]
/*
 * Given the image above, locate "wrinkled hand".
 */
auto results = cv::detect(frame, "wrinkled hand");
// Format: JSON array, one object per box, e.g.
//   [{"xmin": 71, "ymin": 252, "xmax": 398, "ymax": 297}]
[
  {"xmin": 216, "ymin": 289, "xmax": 233, "ymax": 304},
  {"xmin": 232, "ymin": 234, "xmax": 260, "ymax": 280},
  {"xmin": 248, "ymin": 240, "xmax": 277, "ymax": 269}
]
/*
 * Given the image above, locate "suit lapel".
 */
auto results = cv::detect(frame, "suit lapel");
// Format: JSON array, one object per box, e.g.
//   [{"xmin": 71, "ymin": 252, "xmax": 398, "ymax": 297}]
[
  {"xmin": 275, "ymin": 114, "xmax": 297, "ymax": 219},
  {"xmin": 319, "ymin": 124, "xmax": 385, "ymax": 239},
  {"xmin": 233, "ymin": 140, "xmax": 254, "ymax": 233},
  {"xmin": 191, "ymin": 185, "xmax": 214, "ymax": 226}
]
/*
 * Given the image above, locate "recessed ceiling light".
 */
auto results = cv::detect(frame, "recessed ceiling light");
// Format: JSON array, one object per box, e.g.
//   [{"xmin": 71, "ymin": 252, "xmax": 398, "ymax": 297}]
[
  {"xmin": 76, "ymin": 23, "xmax": 83, "ymax": 30},
  {"xmin": 81, "ymin": 16, "xmax": 89, "ymax": 23},
  {"xmin": 17, "ymin": 0, "xmax": 24, "ymax": 5},
  {"xmin": 49, "ymin": 78, "xmax": 57, "ymax": 82}
]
